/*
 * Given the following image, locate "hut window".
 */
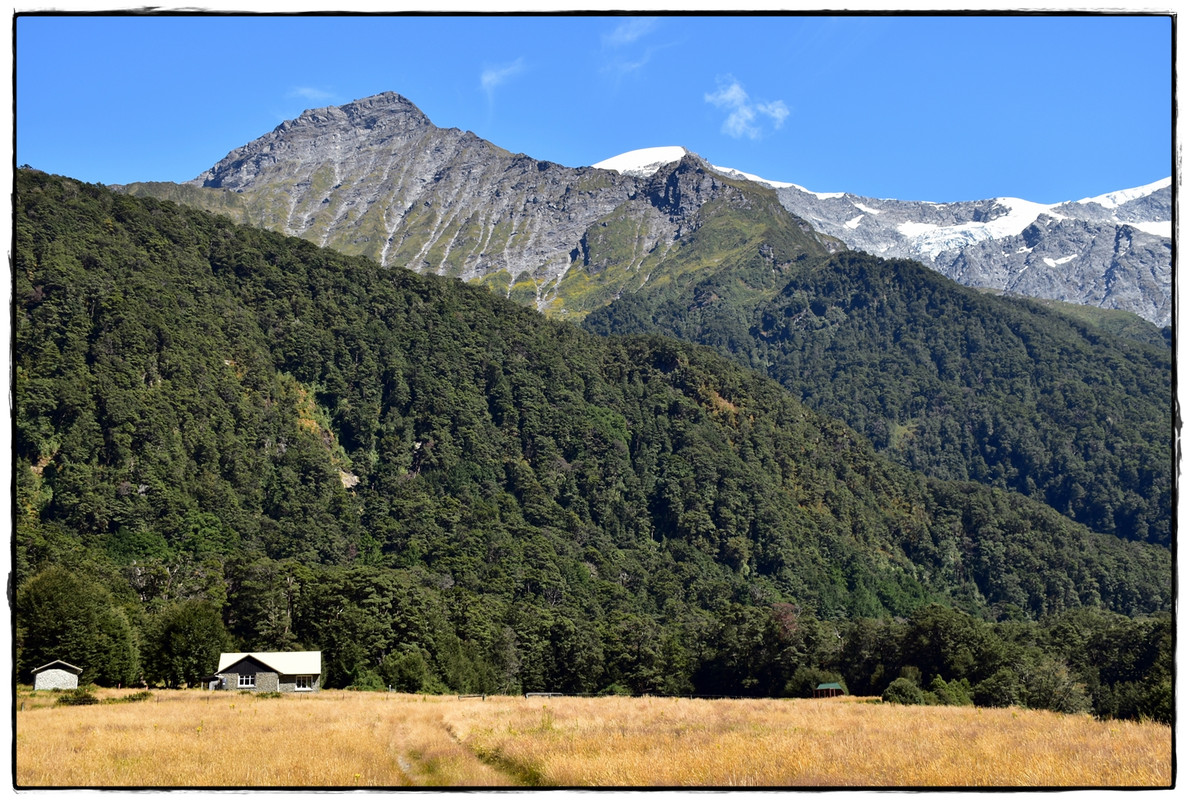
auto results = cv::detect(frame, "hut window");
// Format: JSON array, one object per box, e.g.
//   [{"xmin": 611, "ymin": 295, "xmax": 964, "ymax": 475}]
[{"xmin": 238, "ymin": 674, "xmax": 255, "ymax": 688}]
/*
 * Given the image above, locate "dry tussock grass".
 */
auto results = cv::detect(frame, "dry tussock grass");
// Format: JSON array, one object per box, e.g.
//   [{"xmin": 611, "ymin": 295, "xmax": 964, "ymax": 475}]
[
  {"xmin": 446, "ymin": 695, "xmax": 1171, "ymax": 787},
  {"xmin": 15, "ymin": 689, "xmax": 1171, "ymax": 787},
  {"xmin": 15, "ymin": 688, "xmax": 510, "ymax": 787}
]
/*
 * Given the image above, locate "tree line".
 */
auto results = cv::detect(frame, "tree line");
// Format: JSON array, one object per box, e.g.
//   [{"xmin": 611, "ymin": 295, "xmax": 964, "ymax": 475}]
[{"xmin": 15, "ymin": 560, "xmax": 1171, "ymax": 723}]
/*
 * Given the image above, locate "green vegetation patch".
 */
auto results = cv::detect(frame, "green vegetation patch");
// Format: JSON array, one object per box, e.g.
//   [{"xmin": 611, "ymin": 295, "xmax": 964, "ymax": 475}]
[{"xmin": 55, "ymin": 688, "xmax": 99, "ymax": 706}]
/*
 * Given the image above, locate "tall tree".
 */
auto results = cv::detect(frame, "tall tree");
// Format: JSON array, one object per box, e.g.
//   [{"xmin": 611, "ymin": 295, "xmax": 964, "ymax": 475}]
[
  {"xmin": 144, "ymin": 599, "xmax": 228, "ymax": 688},
  {"xmin": 16, "ymin": 565, "xmax": 140, "ymax": 687}
]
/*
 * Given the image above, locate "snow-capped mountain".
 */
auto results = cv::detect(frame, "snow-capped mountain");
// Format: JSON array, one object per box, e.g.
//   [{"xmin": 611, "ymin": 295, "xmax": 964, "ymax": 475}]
[
  {"xmin": 597, "ymin": 148, "xmax": 1173, "ymax": 326},
  {"xmin": 592, "ymin": 146, "xmax": 691, "ymax": 178}
]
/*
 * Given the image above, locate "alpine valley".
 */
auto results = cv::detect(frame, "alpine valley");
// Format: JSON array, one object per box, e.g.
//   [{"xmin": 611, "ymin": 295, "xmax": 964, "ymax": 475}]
[{"xmin": 14, "ymin": 91, "xmax": 1171, "ymax": 721}]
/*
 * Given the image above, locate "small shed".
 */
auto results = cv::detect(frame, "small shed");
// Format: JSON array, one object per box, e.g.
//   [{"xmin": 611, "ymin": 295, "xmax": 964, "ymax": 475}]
[
  {"xmin": 32, "ymin": 660, "xmax": 83, "ymax": 691},
  {"xmin": 814, "ymin": 682, "xmax": 845, "ymax": 698}
]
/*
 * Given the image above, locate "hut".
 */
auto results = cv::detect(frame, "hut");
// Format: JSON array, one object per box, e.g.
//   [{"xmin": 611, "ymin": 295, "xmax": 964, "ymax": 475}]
[
  {"xmin": 813, "ymin": 682, "xmax": 845, "ymax": 698},
  {"xmin": 214, "ymin": 651, "xmax": 321, "ymax": 693},
  {"xmin": 32, "ymin": 660, "xmax": 83, "ymax": 691}
]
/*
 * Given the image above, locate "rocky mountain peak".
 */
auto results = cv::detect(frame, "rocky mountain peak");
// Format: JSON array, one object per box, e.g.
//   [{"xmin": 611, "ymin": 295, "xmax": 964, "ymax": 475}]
[
  {"xmin": 284, "ymin": 91, "xmax": 429, "ymax": 132},
  {"xmin": 161, "ymin": 94, "xmax": 838, "ymax": 317},
  {"xmin": 640, "ymin": 152, "xmax": 772, "ymax": 226},
  {"xmin": 192, "ymin": 92, "xmax": 435, "ymax": 190}
]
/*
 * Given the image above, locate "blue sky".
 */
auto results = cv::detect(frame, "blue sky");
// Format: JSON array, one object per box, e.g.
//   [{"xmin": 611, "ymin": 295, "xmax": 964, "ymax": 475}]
[{"xmin": 15, "ymin": 12, "xmax": 1173, "ymax": 203}]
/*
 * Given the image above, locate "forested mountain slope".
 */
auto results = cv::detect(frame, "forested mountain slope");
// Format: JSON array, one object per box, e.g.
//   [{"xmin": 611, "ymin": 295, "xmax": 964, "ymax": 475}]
[
  {"xmin": 13, "ymin": 170, "xmax": 1170, "ymax": 708},
  {"xmin": 118, "ymin": 94, "xmax": 1170, "ymax": 550},
  {"xmin": 585, "ymin": 251, "xmax": 1172, "ymax": 546}
]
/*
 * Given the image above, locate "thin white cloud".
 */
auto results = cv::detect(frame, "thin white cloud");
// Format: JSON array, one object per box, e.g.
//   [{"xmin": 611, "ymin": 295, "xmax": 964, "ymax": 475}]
[
  {"xmin": 758, "ymin": 100, "xmax": 790, "ymax": 129},
  {"xmin": 603, "ymin": 52, "xmax": 652, "ymax": 78},
  {"xmin": 705, "ymin": 77, "xmax": 790, "ymax": 140},
  {"xmin": 288, "ymin": 87, "xmax": 334, "ymax": 103},
  {"xmin": 604, "ymin": 17, "xmax": 657, "ymax": 48},
  {"xmin": 481, "ymin": 58, "xmax": 526, "ymax": 100},
  {"xmin": 601, "ymin": 18, "xmax": 668, "ymax": 80}
]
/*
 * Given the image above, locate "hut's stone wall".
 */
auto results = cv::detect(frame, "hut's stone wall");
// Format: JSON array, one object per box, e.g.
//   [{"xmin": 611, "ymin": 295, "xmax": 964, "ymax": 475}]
[
  {"xmin": 34, "ymin": 669, "xmax": 79, "ymax": 691},
  {"xmin": 218, "ymin": 671, "xmax": 286, "ymax": 691}
]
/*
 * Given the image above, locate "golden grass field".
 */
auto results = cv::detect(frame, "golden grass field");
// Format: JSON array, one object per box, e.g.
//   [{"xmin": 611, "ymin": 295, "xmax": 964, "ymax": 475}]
[{"xmin": 14, "ymin": 687, "xmax": 1172, "ymax": 787}]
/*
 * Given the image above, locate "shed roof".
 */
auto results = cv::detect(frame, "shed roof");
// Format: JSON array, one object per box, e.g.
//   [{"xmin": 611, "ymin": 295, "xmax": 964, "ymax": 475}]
[
  {"xmin": 32, "ymin": 660, "xmax": 83, "ymax": 674},
  {"xmin": 816, "ymin": 682, "xmax": 844, "ymax": 691},
  {"xmin": 218, "ymin": 651, "xmax": 321, "ymax": 675}
]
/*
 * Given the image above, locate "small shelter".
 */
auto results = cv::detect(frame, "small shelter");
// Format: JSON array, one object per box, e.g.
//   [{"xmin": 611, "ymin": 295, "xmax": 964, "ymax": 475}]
[
  {"xmin": 32, "ymin": 660, "xmax": 83, "ymax": 691},
  {"xmin": 813, "ymin": 682, "xmax": 845, "ymax": 698},
  {"xmin": 213, "ymin": 651, "xmax": 321, "ymax": 693}
]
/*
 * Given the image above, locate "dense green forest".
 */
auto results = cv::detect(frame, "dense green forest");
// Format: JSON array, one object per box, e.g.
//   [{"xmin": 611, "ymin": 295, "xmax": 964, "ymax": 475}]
[
  {"xmin": 585, "ymin": 251, "xmax": 1172, "ymax": 546},
  {"xmin": 12, "ymin": 170, "xmax": 1171, "ymax": 721}
]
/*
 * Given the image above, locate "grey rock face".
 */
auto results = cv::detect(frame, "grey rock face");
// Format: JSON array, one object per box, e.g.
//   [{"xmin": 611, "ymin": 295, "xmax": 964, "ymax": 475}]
[
  {"xmin": 183, "ymin": 93, "xmax": 835, "ymax": 315},
  {"xmin": 194, "ymin": 92, "xmax": 434, "ymax": 191},
  {"xmin": 193, "ymin": 92, "xmax": 634, "ymax": 293},
  {"xmin": 765, "ymin": 179, "xmax": 1172, "ymax": 326}
]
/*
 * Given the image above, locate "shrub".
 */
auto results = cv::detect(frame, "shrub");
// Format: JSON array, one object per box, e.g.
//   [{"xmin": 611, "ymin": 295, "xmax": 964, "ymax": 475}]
[
  {"xmin": 973, "ymin": 668, "xmax": 1022, "ymax": 708},
  {"xmin": 380, "ymin": 648, "xmax": 432, "ymax": 693},
  {"xmin": 347, "ymin": 669, "xmax": 386, "ymax": 692},
  {"xmin": 1020, "ymin": 658, "xmax": 1090, "ymax": 715},
  {"xmin": 929, "ymin": 676, "xmax": 973, "ymax": 706},
  {"xmin": 346, "ymin": 675, "xmax": 382, "ymax": 694},
  {"xmin": 104, "ymin": 690, "xmax": 154, "ymax": 704},
  {"xmin": 1106, "ymin": 679, "xmax": 1175, "ymax": 725},
  {"xmin": 55, "ymin": 688, "xmax": 98, "ymax": 706},
  {"xmin": 881, "ymin": 677, "xmax": 924, "ymax": 705},
  {"xmin": 1138, "ymin": 680, "xmax": 1173, "ymax": 725}
]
